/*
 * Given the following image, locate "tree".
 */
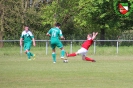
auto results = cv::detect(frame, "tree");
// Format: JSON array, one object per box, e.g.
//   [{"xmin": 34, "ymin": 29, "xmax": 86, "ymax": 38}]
[
  {"xmin": 0, "ymin": 0, "xmax": 44, "ymax": 45},
  {"xmin": 0, "ymin": 0, "xmax": 5, "ymax": 47},
  {"xmin": 73, "ymin": 0, "xmax": 125, "ymax": 45},
  {"xmin": 41, "ymin": 0, "xmax": 88, "ymax": 39},
  {"xmin": 41, "ymin": 0, "xmax": 122, "ymax": 41}
]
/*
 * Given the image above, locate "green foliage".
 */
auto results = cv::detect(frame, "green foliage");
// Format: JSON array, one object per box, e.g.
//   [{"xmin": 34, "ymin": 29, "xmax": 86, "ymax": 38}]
[
  {"xmin": 74, "ymin": 0, "xmax": 121, "ymax": 38},
  {"xmin": 0, "ymin": 0, "xmax": 45, "ymax": 40},
  {"xmin": 1, "ymin": 0, "xmax": 133, "ymax": 42}
]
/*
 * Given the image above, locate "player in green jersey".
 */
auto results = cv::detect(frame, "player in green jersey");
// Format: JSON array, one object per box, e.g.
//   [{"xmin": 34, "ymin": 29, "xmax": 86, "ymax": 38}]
[
  {"xmin": 46, "ymin": 23, "xmax": 66, "ymax": 63},
  {"xmin": 20, "ymin": 26, "xmax": 36, "ymax": 60}
]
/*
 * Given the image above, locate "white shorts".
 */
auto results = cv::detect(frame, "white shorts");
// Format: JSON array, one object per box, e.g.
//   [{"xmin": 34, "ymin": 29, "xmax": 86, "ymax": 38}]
[{"xmin": 76, "ymin": 47, "xmax": 88, "ymax": 56}]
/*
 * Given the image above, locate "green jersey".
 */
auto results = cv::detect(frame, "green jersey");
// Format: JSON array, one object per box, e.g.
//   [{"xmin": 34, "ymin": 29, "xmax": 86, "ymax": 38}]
[
  {"xmin": 47, "ymin": 27, "xmax": 64, "ymax": 49},
  {"xmin": 20, "ymin": 30, "xmax": 34, "ymax": 43},
  {"xmin": 48, "ymin": 27, "xmax": 63, "ymax": 41}
]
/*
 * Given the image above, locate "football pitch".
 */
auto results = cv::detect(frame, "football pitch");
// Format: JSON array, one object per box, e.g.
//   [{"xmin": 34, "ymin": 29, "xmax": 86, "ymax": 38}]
[{"xmin": 0, "ymin": 46, "xmax": 133, "ymax": 88}]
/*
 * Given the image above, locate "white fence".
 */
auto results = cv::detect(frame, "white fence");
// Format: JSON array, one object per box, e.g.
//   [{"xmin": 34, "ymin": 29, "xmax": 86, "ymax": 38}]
[{"xmin": 1, "ymin": 40, "xmax": 133, "ymax": 55}]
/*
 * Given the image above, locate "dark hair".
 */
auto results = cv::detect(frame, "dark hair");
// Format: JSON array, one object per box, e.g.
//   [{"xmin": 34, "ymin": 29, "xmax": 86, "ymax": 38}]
[{"xmin": 55, "ymin": 23, "xmax": 61, "ymax": 27}]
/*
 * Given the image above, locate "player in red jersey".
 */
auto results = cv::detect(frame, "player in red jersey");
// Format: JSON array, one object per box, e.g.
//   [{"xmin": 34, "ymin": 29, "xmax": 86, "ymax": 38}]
[{"xmin": 66, "ymin": 32, "xmax": 98, "ymax": 62}]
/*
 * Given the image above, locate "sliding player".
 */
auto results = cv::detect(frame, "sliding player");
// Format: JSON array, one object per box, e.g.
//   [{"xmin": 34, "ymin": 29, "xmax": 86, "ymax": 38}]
[{"xmin": 66, "ymin": 32, "xmax": 98, "ymax": 62}]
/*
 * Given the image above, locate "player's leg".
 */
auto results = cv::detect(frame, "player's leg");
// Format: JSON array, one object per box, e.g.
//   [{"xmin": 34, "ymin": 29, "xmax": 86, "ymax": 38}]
[
  {"xmin": 82, "ymin": 49, "xmax": 96, "ymax": 62},
  {"xmin": 57, "ymin": 41, "xmax": 65, "ymax": 59},
  {"xmin": 66, "ymin": 52, "xmax": 77, "ymax": 57},
  {"xmin": 28, "ymin": 49, "xmax": 36, "ymax": 60},
  {"xmin": 66, "ymin": 47, "xmax": 96, "ymax": 62},
  {"xmin": 27, "ymin": 43, "xmax": 35, "ymax": 59},
  {"xmin": 51, "ymin": 44, "xmax": 56, "ymax": 63},
  {"xmin": 60, "ymin": 47, "xmax": 65, "ymax": 59},
  {"xmin": 28, "ymin": 43, "xmax": 34, "ymax": 56},
  {"xmin": 24, "ymin": 43, "xmax": 31, "ymax": 60},
  {"xmin": 24, "ymin": 43, "xmax": 35, "ymax": 60},
  {"xmin": 84, "ymin": 56, "xmax": 96, "ymax": 62},
  {"xmin": 26, "ymin": 50, "xmax": 31, "ymax": 60},
  {"xmin": 66, "ymin": 48, "xmax": 82, "ymax": 57},
  {"xmin": 28, "ymin": 50, "xmax": 35, "ymax": 60},
  {"xmin": 81, "ymin": 52, "xmax": 96, "ymax": 62},
  {"xmin": 52, "ymin": 49, "xmax": 56, "ymax": 63}
]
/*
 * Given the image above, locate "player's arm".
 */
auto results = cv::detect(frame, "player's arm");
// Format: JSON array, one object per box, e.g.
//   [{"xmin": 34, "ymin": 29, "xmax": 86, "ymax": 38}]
[
  {"xmin": 32, "ymin": 38, "xmax": 36, "ymax": 46},
  {"xmin": 20, "ymin": 38, "xmax": 23, "ymax": 46},
  {"xmin": 60, "ymin": 36, "xmax": 65, "ymax": 40},
  {"xmin": 46, "ymin": 33, "xmax": 51, "ymax": 36},
  {"xmin": 20, "ymin": 33, "xmax": 23, "ymax": 46},
  {"xmin": 59, "ymin": 30, "xmax": 65, "ymax": 40},
  {"xmin": 46, "ymin": 29, "xmax": 51, "ymax": 37},
  {"xmin": 92, "ymin": 32, "xmax": 98, "ymax": 40}
]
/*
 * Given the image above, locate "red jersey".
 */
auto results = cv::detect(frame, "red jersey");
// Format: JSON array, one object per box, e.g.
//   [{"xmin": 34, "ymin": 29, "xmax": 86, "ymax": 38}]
[{"xmin": 81, "ymin": 39, "xmax": 93, "ymax": 50}]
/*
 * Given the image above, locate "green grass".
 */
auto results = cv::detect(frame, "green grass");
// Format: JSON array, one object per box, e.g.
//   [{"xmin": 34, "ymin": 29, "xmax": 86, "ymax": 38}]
[{"xmin": 0, "ymin": 46, "xmax": 133, "ymax": 88}]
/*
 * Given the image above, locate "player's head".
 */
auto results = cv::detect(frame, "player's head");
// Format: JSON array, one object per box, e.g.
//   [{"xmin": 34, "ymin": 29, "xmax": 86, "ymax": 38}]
[
  {"xmin": 24, "ymin": 26, "xmax": 29, "ymax": 32},
  {"xmin": 55, "ymin": 23, "xmax": 61, "ymax": 28},
  {"xmin": 87, "ymin": 34, "xmax": 92, "ymax": 39}
]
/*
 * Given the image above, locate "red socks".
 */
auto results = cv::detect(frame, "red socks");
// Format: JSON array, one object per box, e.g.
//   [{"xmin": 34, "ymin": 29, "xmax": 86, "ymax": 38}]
[
  {"xmin": 68, "ymin": 53, "xmax": 77, "ymax": 57},
  {"xmin": 85, "ymin": 57, "xmax": 96, "ymax": 62},
  {"xmin": 67, "ymin": 53, "xmax": 96, "ymax": 62}
]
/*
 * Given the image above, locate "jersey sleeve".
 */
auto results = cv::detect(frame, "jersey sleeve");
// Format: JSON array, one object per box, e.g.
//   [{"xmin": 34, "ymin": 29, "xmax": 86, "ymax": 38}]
[
  {"xmin": 59, "ymin": 30, "xmax": 63, "ymax": 37},
  {"xmin": 28, "ymin": 31, "xmax": 34, "ymax": 39},
  {"xmin": 20, "ymin": 32, "xmax": 24, "ymax": 38}
]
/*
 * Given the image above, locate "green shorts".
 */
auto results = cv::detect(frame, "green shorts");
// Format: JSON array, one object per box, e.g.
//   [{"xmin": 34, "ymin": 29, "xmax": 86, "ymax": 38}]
[
  {"xmin": 24, "ymin": 42, "xmax": 32, "ymax": 51},
  {"xmin": 50, "ymin": 41, "xmax": 63, "ymax": 50}
]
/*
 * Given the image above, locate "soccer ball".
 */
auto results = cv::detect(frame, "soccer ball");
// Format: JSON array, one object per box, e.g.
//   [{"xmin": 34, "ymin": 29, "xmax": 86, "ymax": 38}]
[{"xmin": 63, "ymin": 59, "xmax": 68, "ymax": 63}]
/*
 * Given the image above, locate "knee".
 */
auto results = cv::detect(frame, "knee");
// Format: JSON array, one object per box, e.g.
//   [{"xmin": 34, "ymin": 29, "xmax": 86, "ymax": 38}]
[
  {"xmin": 25, "ymin": 50, "xmax": 29, "ymax": 53},
  {"xmin": 75, "ymin": 52, "xmax": 79, "ymax": 55}
]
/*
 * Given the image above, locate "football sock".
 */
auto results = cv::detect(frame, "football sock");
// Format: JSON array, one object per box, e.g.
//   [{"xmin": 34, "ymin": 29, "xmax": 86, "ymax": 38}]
[
  {"xmin": 52, "ymin": 53, "xmax": 56, "ymax": 62},
  {"xmin": 68, "ymin": 53, "xmax": 76, "ymax": 57},
  {"xmin": 85, "ymin": 57, "xmax": 94, "ymax": 61},
  {"xmin": 29, "ymin": 52, "xmax": 33, "ymax": 56},
  {"xmin": 27, "ymin": 52, "xmax": 31, "ymax": 59},
  {"xmin": 61, "ymin": 50, "xmax": 65, "ymax": 58}
]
